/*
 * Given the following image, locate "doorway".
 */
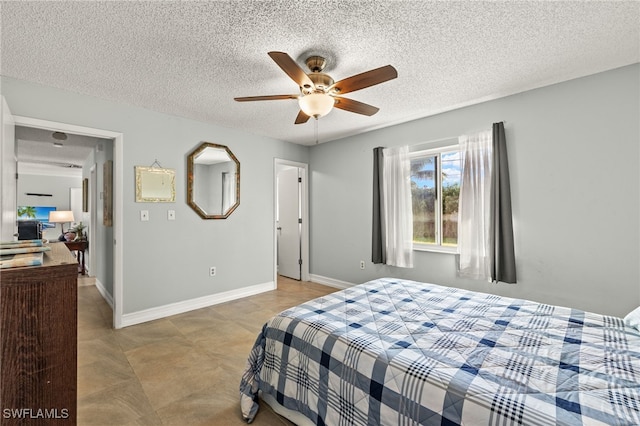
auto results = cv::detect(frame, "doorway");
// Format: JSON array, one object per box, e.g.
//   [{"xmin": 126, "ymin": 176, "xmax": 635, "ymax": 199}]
[
  {"xmin": 12, "ymin": 115, "xmax": 124, "ymax": 328},
  {"xmin": 275, "ymin": 159, "xmax": 309, "ymax": 283}
]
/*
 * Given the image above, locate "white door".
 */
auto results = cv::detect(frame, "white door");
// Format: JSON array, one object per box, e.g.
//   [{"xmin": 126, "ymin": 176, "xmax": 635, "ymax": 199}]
[
  {"xmin": 0, "ymin": 97, "xmax": 17, "ymax": 241},
  {"xmin": 277, "ymin": 167, "xmax": 301, "ymax": 280}
]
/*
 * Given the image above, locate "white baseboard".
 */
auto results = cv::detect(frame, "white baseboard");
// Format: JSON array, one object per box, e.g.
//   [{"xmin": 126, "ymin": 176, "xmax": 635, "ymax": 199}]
[
  {"xmin": 120, "ymin": 281, "xmax": 276, "ymax": 328},
  {"xmin": 95, "ymin": 278, "xmax": 114, "ymax": 309},
  {"xmin": 309, "ymin": 274, "xmax": 354, "ymax": 290}
]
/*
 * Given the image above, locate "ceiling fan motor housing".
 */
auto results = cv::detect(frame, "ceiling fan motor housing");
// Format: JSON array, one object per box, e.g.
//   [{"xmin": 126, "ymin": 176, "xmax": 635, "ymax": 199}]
[
  {"xmin": 300, "ymin": 55, "xmax": 335, "ymax": 94},
  {"xmin": 305, "ymin": 55, "xmax": 327, "ymax": 72},
  {"xmin": 305, "ymin": 73, "xmax": 334, "ymax": 94}
]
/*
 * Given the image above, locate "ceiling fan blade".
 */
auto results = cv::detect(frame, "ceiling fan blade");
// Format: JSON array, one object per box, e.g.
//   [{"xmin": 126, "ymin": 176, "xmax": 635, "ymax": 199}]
[
  {"xmin": 330, "ymin": 65, "xmax": 397, "ymax": 95},
  {"xmin": 333, "ymin": 97, "xmax": 380, "ymax": 116},
  {"xmin": 268, "ymin": 51, "xmax": 314, "ymax": 89},
  {"xmin": 234, "ymin": 94, "xmax": 298, "ymax": 102},
  {"xmin": 295, "ymin": 110, "xmax": 310, "ymax": 124}
]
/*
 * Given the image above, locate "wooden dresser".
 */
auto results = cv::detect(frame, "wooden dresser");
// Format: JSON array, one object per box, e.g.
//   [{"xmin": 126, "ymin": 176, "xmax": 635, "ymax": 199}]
[{"xmin": 1, "ymin": 243, "xmax": 78, "ymax": 425}]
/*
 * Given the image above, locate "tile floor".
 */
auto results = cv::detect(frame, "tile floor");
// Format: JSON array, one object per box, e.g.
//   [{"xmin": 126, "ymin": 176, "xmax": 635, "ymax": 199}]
[{"xmin": 77, "ymin": 275, "xmax": 336, "ymax": 425}]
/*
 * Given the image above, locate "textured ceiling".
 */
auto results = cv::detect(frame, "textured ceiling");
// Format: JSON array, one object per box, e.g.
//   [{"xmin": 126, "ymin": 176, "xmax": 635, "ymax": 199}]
[{"xmin": 2, "ymin": 1, "xmax": 639, "ymax": 146}]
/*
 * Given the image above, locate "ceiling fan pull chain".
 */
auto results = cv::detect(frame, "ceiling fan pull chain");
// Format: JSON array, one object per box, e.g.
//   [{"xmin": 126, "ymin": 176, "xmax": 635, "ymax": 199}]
[{"xmin": 314, "ymin": 118, "xmax": 319, "ymax": 144}]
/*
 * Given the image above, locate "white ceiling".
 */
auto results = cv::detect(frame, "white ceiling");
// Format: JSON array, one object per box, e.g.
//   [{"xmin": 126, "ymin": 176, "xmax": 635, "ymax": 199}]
[
  {"xmin": 2, "ymin": 1, "xmax": 639, "ymax": 146},
  {"xmin": 15, "ymin": 126, "xmax": 105, "ymax": 177}
]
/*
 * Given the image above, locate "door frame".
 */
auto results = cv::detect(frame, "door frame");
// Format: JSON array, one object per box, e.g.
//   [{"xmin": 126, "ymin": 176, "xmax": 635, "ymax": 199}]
[
  {"xmin": 89, "ymin": 163, "xmax": 97, "ymax": 276},
  {"xmin": 13, "ymin": 115, "xmax": 124, "ymax": 329},
  {"xmin": 1, "ymin": 97, "xmax": 17, "ymax": 241},
  {"xmin": 274, "ymin": 159, "xmax": 309, "ymax": 285}
]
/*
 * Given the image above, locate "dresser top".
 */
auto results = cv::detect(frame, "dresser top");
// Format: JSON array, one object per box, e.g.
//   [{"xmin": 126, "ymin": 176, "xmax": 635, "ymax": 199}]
[{"xmin": 44, "ymin": 242, "xmax": 79, "ymax": 267}]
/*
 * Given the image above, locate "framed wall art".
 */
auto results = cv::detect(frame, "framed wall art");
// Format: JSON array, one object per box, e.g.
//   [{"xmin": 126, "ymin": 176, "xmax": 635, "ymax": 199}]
[
  {"xmin": 82, "ymin": 178, "xmax": 89, "ymax": 212},
  {"xmin": 103, "ymin": 160, "xmax": 113, "ymax": 227},
  {"xmin": 135, "ymin": 166, "xmax": 176, "ymax": 203}
]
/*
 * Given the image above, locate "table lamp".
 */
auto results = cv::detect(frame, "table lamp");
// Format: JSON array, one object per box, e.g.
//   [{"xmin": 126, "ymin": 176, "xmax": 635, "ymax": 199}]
[{"xmin": 48, "ymin": 210, "xmax": 75, "ymax": 234}]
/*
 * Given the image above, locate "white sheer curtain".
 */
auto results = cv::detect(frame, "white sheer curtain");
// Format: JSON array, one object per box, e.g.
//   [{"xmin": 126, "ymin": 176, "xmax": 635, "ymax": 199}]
[
  {"xmin": 457, "ymin": 129, "xmax": 492, "ymax": 280},
  {"xmin": 382, "ymin": 146, "xmax": 413, "ymax": 268}
]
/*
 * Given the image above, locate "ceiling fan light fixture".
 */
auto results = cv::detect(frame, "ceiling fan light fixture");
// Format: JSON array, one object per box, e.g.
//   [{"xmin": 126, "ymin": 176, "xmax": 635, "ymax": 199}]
[{"xmin": 298, "ymin": 93, "xmax": 334, "ymax": 118}]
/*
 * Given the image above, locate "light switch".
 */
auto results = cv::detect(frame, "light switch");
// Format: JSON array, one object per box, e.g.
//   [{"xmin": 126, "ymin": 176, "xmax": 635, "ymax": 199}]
[
  {"xmin": 140, "ymin": 210, "xmax": 149, "ymax": 221},
  {"xmin": 167, "ymin": 210, "xmax": 175, "ymax": 220}
]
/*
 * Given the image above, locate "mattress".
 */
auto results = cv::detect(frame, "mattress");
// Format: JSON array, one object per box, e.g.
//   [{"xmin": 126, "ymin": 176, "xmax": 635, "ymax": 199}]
[{"xmin": 240, "ymin": 278, "xmax": 640, "ymax": 425}]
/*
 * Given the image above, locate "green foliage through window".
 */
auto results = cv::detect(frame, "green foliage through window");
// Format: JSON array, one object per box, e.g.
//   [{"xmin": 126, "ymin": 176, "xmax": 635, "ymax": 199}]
[{"xmin": 410, "ymin": 148, "xmax": 461, "ymax": 248}]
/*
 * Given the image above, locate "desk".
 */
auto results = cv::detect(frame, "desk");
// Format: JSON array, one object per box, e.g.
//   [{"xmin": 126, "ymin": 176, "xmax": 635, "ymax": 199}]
[{"xmin": 64, "ymin": 240, "xmax": 88, "ymax": 275}]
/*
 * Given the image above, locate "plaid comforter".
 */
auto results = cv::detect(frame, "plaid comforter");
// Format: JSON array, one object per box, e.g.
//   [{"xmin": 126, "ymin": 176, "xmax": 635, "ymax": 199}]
[{"xmin": 240, "ymin": 278, "xmax": 640, "ymax": 425}]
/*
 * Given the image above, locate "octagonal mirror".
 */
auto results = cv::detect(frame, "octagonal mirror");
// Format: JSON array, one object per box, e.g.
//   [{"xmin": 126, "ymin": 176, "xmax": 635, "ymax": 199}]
[{"xmin": 187, "ymin": 142, "xmax": 240, "ymax": 219}]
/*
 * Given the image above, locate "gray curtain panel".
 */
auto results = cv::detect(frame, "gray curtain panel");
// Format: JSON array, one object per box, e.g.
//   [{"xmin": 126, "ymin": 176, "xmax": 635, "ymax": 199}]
[
  {"xmin": 490, "ymin": 122, "xmax": 517, "ymax": 283},
  {"xmin": 372, "ymin": 147, "xmax": 386, "ymax": 264}
]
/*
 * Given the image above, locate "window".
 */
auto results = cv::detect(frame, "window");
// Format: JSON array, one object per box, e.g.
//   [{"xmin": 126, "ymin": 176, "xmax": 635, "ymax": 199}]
[{"xmin": 410, "ymin": 145, "xmax": 462, "ymax": 251}]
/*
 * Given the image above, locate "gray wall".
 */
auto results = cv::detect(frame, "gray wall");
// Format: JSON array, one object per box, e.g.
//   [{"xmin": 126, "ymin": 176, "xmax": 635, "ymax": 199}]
[
  {"xmin": 2, "ymin": 76, "xmax": 309, "ymax": 314},
  {"xmin": 309, "ymin": 64, "xmax": 640, "ymax": 317}
]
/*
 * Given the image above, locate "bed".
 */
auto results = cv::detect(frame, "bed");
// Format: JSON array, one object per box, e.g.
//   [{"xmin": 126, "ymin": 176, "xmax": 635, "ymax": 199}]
[{"xmin": 240, "ymin": 278, "xmax": 640, "ymax": 425}]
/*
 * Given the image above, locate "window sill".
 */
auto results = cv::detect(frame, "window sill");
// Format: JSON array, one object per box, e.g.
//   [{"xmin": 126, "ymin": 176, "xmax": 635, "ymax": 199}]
[{"xmin": 413, "ymin": 244, "xmax": 457, "ymax": 255}]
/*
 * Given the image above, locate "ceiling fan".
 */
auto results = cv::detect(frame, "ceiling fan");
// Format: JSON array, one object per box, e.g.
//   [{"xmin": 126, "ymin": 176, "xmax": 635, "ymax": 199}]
[{"xmin": 234, "ymin": 51, "xmax": 397, "ymax": 124}]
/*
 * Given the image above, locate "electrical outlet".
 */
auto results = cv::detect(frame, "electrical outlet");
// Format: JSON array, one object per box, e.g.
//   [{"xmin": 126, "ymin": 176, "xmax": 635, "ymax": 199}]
[
  {"xmin": 140, "ymin": 210, "xmax": 149, "ymax": 221},
  {"xmin": 209, "ymin": 266, "xmax": 216, "ymax": 277},
  {"xmin": 360, "ymin": 260, "xmax": 365, "ymax": 270}
]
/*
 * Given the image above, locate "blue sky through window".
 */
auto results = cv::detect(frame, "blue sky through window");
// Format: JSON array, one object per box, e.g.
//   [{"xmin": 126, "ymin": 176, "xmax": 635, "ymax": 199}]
[
  {"xmin": 411, "ymin": 151, "xmax": 461, "ymax": 188},
  {"xmin": 441, "ymin": 151, "xmax": 461, "ymax": 187}
]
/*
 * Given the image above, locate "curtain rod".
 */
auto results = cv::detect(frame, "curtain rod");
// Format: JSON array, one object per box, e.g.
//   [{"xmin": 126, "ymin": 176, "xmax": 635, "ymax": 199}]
[
  {"xmin": 409, "ymin": 136, "xmax": 458, "ymax": 152},
  {"xmin": 410, "ymin": 121, "xmax": 506, "ymax": 151}
]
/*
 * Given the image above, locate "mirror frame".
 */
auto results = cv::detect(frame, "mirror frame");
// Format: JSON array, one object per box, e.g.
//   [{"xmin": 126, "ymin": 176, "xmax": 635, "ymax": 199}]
[
  {"xmin": 187, "ymin": 142, "xmax": 240, "ymax": 219},
  {"xmin": 135, "ymin": 166, "xmax": 176, "ymax": 203}
]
